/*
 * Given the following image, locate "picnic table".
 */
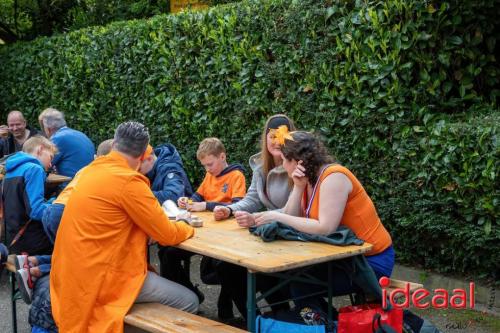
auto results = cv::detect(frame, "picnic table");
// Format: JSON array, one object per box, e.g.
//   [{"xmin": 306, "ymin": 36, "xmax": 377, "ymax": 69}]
[{"xmin": 175, "ymin": 211, "xmax": 373, "ymax": 332}]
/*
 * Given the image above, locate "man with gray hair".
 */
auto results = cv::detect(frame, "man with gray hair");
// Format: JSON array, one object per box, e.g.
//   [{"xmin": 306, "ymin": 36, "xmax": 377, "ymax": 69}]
[
  {"xmin": 38, "ymin": 108, "xmax": 94, "ymax": 178},
  {"xmin": 0, "ymin": 110, "xmax": 40, "ymax": 158},
  {"xmin": 50, "ymin": 121, "xmax": 198, "ymax": 332}
]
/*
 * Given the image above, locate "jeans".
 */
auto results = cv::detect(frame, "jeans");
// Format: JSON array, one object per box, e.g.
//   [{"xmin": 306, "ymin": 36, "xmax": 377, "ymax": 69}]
[
  {"xmin": 34, "ymin": 255, "xmax": 52, "ymax": 276},
  {"xmin": 135, "ymin": 271, "xmax": 199, "ymax": 313},
  {"xmin": 41, "ymin": 203, "xmax": 65, "ymax": 245}
]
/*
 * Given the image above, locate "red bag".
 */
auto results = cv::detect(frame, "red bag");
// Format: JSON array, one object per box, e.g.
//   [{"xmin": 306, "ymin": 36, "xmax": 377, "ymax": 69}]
[{"xmin": 337, "ymin": 303, "xmax": 403, "ymax": 333}]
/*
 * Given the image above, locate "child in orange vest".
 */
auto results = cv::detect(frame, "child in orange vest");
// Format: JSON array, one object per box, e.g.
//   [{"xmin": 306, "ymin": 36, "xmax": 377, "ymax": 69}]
[{"xmin": 164, "ymin": 137, "xmax": 247, "ymax": 320}]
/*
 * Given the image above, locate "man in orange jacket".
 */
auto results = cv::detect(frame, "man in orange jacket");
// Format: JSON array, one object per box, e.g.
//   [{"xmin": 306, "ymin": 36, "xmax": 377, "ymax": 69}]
[{"xmin": 50, "ymin": 122, "xmax": 198, "ymax": 332}]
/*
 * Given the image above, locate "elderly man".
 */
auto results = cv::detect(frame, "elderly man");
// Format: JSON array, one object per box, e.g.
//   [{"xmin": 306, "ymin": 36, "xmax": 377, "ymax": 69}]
[
  {"xmin": 0, "ymin": 110, "xmax": 40, "ymax": 158},
  {"xmin": 38, "ymin": 108, "xmax": 95, "ymax": 177},
  {"xmin": 50, "ymin": 122, "xmax": 198, "ymax": 332}
]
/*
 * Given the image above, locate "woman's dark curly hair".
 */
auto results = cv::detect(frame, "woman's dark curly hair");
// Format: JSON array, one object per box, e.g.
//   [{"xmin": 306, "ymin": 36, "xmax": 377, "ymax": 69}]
[{"xmin": 281, "ymin": 131, "xmax": 335, "ymax": 185}]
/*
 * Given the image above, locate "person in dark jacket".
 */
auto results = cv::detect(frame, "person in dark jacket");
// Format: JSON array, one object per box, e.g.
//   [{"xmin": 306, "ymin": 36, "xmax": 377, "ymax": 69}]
[
  {"xmin": 1, "ymin": 136, "xmax": 56, "ymax": 255},
  {"xmin": 0, "ymin": 111, "xmax": 40, "ymax": 158},
  {"xmin": 146, "ymin": 143, "xmax": 193, "ymax": 202}
]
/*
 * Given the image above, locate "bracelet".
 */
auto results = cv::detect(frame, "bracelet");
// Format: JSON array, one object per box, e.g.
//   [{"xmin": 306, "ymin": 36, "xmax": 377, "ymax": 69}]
[{"xmin": 227, "ymin": 206, "xmax": 233, "ymax": 216}]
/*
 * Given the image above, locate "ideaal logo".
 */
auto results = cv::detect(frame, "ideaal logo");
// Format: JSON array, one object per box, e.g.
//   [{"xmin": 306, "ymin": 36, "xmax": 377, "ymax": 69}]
[{"xmin": 380, "ymin": 277, "xmax": 475, "ymax": 309}]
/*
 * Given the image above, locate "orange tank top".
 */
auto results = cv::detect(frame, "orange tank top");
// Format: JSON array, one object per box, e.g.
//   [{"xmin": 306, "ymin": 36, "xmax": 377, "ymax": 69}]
[{"xmin": 303, "ymin": 164, "xmax": 392, "ymax": 256}]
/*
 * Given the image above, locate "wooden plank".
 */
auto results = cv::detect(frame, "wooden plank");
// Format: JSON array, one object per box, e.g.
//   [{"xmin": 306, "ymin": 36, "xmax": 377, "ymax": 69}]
[
  {"xmin": 384, "ymin": 279, "xmax": 423, "ymax": 300},
  {"xmin": 2, "ymin": 171, "xmax": 70, "ymax": 184},
  {"xmin": 46, "ymin": 173, "xmax": 72, "ymax": 184},
  {"xmin": 125, "ymin": 303, "xmax": 246, "ymax": 333},
  {"xmin": 175, "ymin": 212, "xmax": 372, "ymax": 273},
  {"xmin": 388, "ymin": 279, "xmax": 423, "ymax": 290},
  {"xmin": 170, "ymin": 0, "xmax": 208, "ymax": 14},
  {"xmin": 6, "ymin": 254, "xmax": 16, "ymax": 273}
]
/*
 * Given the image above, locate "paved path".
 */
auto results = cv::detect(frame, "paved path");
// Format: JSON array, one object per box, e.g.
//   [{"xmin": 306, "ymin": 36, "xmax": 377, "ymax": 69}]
[{"xmin": 1, "ymin": 251, "xmax": 497, "ymax": 332}]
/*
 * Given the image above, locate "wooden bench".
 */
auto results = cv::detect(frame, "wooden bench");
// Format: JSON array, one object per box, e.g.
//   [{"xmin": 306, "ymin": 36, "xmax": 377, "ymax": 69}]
[
  {"xmin": 383, "ymin": 278, "xmax": 423, "ymax": 300},
  {"xmin": 124, "ymin": 303, "xmax": 247, "ymax": 333},
  {"xmin": 6, "ymin": 254, "xmax": 16, "ymax": 273}
]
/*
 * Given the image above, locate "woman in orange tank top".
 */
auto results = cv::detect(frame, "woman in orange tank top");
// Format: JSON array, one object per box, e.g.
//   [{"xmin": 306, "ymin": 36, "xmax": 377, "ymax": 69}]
[{"xmin": 254, "ymin": 129, "xmax": 395, "ymax": 308}]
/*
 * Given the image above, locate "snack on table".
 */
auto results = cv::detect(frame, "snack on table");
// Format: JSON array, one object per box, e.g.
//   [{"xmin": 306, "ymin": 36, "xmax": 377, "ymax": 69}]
[
  {"xmin": 189, "ymin": 216, "xmax": 203, "ymax": 227},
  {"xmin": 175, "ymin": 213, "xmax": 203, "ymax": 227}
]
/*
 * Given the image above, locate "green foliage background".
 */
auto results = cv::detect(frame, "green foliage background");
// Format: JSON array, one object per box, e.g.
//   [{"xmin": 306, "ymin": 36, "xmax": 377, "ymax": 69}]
[{"xmin": 0, "ymin": 0, "xmax": 498, "ymax": 277}]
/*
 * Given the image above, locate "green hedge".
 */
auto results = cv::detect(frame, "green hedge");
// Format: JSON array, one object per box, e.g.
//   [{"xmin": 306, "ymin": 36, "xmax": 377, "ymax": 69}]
[{"xmin": 0, "ymin": 0, "xmax": 498, "ymax": 277}]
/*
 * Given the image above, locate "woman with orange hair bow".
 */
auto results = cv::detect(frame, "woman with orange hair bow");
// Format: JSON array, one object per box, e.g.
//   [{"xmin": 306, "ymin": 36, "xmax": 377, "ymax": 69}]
[{"xmin": 254, "ymin": 127, "xmax": 395, "ymax": 312}]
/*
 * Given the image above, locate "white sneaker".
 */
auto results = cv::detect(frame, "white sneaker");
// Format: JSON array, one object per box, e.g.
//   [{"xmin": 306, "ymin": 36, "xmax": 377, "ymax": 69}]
[
  {"xmin": 15, "ymin": 254, "xmax": 28, "ymax": 271},
  {"xmin": 15, "ymin": 268, "xmax": 33, "ymax": 304}
]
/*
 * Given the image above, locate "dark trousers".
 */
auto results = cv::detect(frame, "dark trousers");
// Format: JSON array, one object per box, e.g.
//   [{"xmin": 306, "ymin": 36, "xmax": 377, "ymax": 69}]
[
  {"xmin": 291, "ymin": 254, "xmax": 391, "ymax": 312},
  {"xmin": 158, "ymin": 247, "xmax": 196, "ymax": 291},
  {"xmin": 215, "ymin": 261, "xmax": 290, "ymax": 320},
  {"xmin": 290, "ymin": 262, "xmax": 363, "ymax": 313},
  {"xmin": 158, "ymin": 246, "xmax": 235, "ymax": 319}
]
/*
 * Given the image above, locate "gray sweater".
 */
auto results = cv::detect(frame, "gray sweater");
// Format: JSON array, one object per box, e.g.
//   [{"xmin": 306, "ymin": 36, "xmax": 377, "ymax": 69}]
[{"xmin": 227, "ymin": 153, "xmax": 291, "ymax": 213}]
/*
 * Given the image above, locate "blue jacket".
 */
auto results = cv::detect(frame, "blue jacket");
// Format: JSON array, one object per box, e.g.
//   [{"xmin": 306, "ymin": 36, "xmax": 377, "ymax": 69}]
[
  {"xmin": 51, "ymin": 126, "xmax": 95, "ymax": 178},
  {"xmin": 146, "ymin": 144, "xmax": 193, "ymax": 204},
  {"xmin": 2, "ymin": 152, "xmax": 53, "ymax": 254}
]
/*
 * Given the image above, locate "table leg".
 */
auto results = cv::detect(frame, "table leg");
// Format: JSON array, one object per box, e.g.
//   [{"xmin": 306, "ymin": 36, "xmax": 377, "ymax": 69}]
[
  {"xmin": 247, "ymin": 270, "xmax": 256, "ymax": 332},
  {"xmin": 327, "ymin": 261, "xmax": 333, "ymax": 320},
  {"xmin": 10, "ymin": 272, "xmax": 18, "ymax": 333}
]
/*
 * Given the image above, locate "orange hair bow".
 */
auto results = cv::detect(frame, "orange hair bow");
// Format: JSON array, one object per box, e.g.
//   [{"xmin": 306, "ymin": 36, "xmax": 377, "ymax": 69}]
[{"xmin": 270, "ymin": 125, "xmax": 294, "ymax": 146}]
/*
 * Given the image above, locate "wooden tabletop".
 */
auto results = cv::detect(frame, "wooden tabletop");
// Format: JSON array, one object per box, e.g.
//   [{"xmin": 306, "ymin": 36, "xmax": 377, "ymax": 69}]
[
  {"xmin": 46, "ymin": 173, "xmax": 72, "ymax": 184},
  {"xmin": 176, "ymin": 212, "xmax": 372, "ymax": 273}
]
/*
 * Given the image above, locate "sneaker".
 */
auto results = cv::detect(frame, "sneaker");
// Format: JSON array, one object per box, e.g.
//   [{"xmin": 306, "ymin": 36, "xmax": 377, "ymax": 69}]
[
  {"xmin": 15, "ymin": 268, "xmax": 33, "ymax": 304},
  {"xmin": 15, "ymin": 254, "xmax": 29, "ymax": 271}
]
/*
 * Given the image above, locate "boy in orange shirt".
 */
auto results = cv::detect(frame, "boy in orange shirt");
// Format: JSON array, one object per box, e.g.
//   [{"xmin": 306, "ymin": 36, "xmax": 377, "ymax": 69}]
[
  {"xmin": 178, "ymin": 137, "xmax": 246, "ymax": 211},
  {"xmin": 164, "ymin": 137, "xmax": 246, "ymax": 319}
]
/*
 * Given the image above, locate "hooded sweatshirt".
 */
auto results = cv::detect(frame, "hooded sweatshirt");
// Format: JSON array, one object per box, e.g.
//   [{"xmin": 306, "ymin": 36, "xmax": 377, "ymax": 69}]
[
  {"xmin": 2, "ymin": 152, "xmax": 52, "ymax": 254},
  {"xmin": 191, "ymin": 163, "xmax": 246, "ymax": 211},
  {"xmin": 226, "ymin": 153, "xmax": 291, "ymax": 213}
]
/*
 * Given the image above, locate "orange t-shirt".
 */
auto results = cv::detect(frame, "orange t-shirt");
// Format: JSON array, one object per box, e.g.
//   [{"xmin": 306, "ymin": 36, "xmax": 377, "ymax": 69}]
[
  {"xmin": 196, "ymin": 166, "xmax": 246, "ymax": 203},
  {"xmin": 303, "ymin": 164, "xmax": 392, "ymax": 256}
]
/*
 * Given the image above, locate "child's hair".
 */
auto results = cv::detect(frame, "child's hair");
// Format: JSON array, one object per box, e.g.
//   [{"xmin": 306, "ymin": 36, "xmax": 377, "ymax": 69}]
[
  {"xmin": 281, "ymin": 131, "xmax": 335, "ymax": 185},
  {"xmin": 96, "ymin": 139, "xmax": 113, "ymax": 156},
  {"xmin": 22, "ymin": 135, "xmax": 58, "ymax": 155},
  {"xmin": 196, "ymin": 137, "xmax": 226, "ymax": 160}
]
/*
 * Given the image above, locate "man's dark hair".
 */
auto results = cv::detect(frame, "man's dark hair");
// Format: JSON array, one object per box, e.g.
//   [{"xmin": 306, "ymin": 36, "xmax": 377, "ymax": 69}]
[{"xmin": 113, "ymin": 122, "xmax": 150, "ymax": 158}]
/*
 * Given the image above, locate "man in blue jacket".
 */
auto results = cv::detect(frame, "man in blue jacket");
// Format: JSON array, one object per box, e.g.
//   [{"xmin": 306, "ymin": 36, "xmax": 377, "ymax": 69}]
[
  {"xmin": 1, "ymin": 136, "xmax": 56, "ymax": 255},
  {"xmin": 38, "ymin": 108, "xmax": 94, "ymax": 178}
]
